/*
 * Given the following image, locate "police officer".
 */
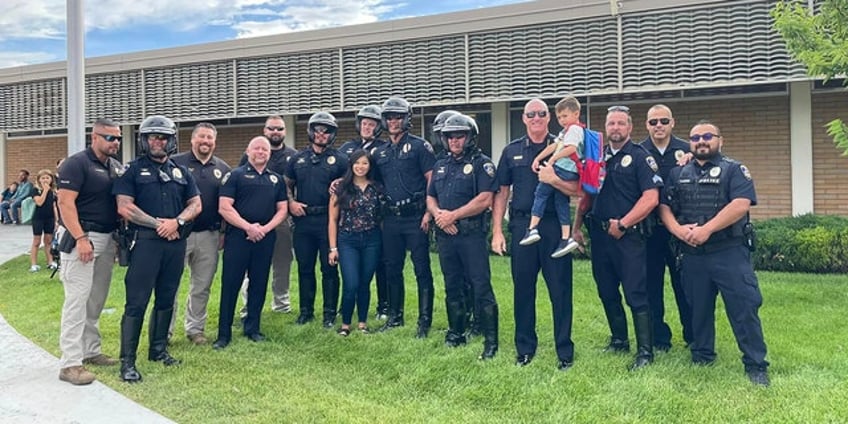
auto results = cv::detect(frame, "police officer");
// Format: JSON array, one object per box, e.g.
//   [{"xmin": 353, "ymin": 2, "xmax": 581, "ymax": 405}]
[
  {"xmin": 113, "ymin": 115, "xmax": 202, "ymax": 383},
  {"xmin": 658, "ymin": 120, "xmax": 770, "ymax": 386},
  {"xmin": 213, "ymin": 136, "xmax": 289, "ymax": 349},
  {"xmin": 56, "ymin": 118, "xmax": 123, "ymax": 385},
  {"xmin": 573, "ymin": 105, "xmax": 662, "ymax": 371},
  {"xmin": 337, "ymin": 105, "xmax": 390, "ymax": 319},
  {"xmin": 492, "ymin": 99, "xmax": 579, "ymax": 371},
  {"xmin": 239, "ymin": 115, "xmax": 297, "ymax": 316},
  {"xmin": 427, "ymin": 114, "xmax": 499, "ymax": 359},
  {"xmin": 372, "ymin": 97, "xmax": 436, "ymax": 338},
  {"xmin": 285, "ymin": 112, "xmax": 347, "ymax": 328},
  {"xmin": 170, "ymin": 123, "xmax": 231, "ymax": 345},
  {"xmin": 638, "ymin": 104, "xmax": 693, "ymax": 351}
]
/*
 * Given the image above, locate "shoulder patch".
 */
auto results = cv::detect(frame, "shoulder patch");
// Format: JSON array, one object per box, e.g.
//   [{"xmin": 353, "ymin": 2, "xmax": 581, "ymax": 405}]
[
  {"xmin": 483, "ymin": 162, "xmax": 495, "ymax": 178},
  {"xmin": 645, "ymin": 156, "xmax": 658, "ymax": 172},
  {"xmin": 740, "ymin": 165, "xmax": 752, "ymax": 181},
  {"xmin": 423, "ymin": 141, "xmax": 434, "ymax": 154},
  {"xmin": 221, "ymin": 171, "xmax": 231, "ymax": 185}
]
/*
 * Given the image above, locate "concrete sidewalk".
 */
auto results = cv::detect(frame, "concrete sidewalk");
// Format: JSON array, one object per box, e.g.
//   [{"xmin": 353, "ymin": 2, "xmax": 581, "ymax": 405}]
[{"xmin": 0, "ymin": 224, "xmax": 174, "ymax": 423}]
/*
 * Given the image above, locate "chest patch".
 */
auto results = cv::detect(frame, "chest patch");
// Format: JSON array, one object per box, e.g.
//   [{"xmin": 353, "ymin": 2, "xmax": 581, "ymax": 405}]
[
  {"xmin": 463, "ymin": 164, "xmax": 473, "ymax": 175},
  {"xmin": 621, "ymin": 155, "xmax": 632, "ymax": 168}
]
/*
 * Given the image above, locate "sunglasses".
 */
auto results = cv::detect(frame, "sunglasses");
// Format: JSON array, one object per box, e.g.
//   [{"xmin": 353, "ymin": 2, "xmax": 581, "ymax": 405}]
[
  {"xmin": 689, "ymin": 133, "xmax": 721, "ymax": 142},
  {"xmin": 312, "ymin": 125, "xmax": 332, "ymax": 134},
  {"xmin": 524, "ymin": 110, "xmax": 548, "ymax": 119},
  {"xmin": 147, "ymin": 134, "xmax": 169, "ymax": 141},
  {"xmin": 97, "ymin": 133, "xmax": 123, "ymax": 142},
  {"xmin": 265, "ymin": 126, "xmax": 285, "ymax": 131},
  {"xmin": 648, "ymin": 118, "xmax": 671, "ymax": 126},
  {"xmin": 607, "ymin": 105, "xmax": 630, "ymax": 113}
]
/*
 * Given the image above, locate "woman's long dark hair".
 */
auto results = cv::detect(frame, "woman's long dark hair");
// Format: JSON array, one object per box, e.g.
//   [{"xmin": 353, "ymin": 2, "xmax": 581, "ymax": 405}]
[{"xmin": 336, "ymin": 150, "xmax": 379, "ymax": 209}]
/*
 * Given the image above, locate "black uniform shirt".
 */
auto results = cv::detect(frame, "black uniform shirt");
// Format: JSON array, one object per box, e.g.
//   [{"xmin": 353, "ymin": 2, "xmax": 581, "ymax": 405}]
[
  {"xmin": 284, "ymin": 147, "xmax": 348, "ymax": 207},
  {"xmin": 239, "ymin": 145, "xmax": 296, "ymax": 176},
  {"xmin": 592, "ymin": 140, "xmax": 663, "ymax": 220},
  {"xmin": 220, "ymin": 164, "xmax": 287, "ymax": 225},
  {"xmin": 638, "ymin": 135, "xmax": 690, "ymax": 181},
  {"xmin": 112, "ymin": 155, "xmax": 200, "ymax": 220},
  {"xmin": 172, "ymin": 152, "xmax": 230, "ymax": 231},
  {"xmin": 57, "ymin": 148, "xmax": 123, "ymax": 229},
  {"xmin": 429, "ymin": 151, "xmax": 497, "ymax": 212},
  {"xmin": 373, "ymin": 133, "xmax": 436, "ymax": 202},
  {"xmin": 338, "ymin": 138, "xmax": 386, "ymax": 158},
  {"xmin": 495, "ymin": 133, "xmax": 558, "ymax": 214}
]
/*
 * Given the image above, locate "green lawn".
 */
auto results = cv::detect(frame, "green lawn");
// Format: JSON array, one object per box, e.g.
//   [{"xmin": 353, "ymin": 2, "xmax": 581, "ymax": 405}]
[{"xmin": 1, "ymin": 254, "xmax": 847, "ymax": 423}]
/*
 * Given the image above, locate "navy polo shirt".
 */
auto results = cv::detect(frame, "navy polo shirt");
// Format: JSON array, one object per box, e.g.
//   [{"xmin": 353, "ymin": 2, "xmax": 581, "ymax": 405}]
[
  {"xmin": 239, "ymin": 145, "xmax": 296, "ymax": 176},
  {"xmin": 112, "ymin": 155, "xmax": 200, "ymax": 220},
  {"xmin": 284, "ymin": 147, "xmax": 348, "ymax": 207},
  {"xmin": 220, "ymin": 164, "xmax": 287, "ymax": 225},
  {"xmin": 172, "ymin": 152, "xmax": 231, "ymax": 231},
  {"xmin": 429, "ymin": 152, "xmax": 498, "ymax": 212},
  {"xmin": 592, "ymin": 140, "xmax": 663, "ymax": 220},
  {"xmin": 57, "ymin": 147, "xmax": 123, "ymax": 229},
  {"xmin": 638, "ymin": 135, "xmax": 690, "ymax": 181},
  {"xmin": 373, "ymin": 133, "xmax": 436, "ymax": 202},
  {"xmin": 338, "ymin": 138, "xmax": 387, "ymax": 158},
  {"xmin": 495, "ymin": 133, "xmax": 558, "ymax": 214}
]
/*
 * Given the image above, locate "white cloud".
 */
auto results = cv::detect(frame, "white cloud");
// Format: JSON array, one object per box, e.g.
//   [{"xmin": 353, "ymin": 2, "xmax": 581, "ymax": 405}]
[{"xmin": 0, "ymin": 50, "xmax": 58, "ymax": 68}]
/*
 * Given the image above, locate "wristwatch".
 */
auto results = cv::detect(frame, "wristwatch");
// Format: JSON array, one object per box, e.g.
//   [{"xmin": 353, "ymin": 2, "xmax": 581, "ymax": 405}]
[
  {"xmin": 617, "ymin": 221, "xmax": 627, "ymax": 232},
  {"xmin": 177, "ymin": 217, "xmax": 186, "ymax": 227}
]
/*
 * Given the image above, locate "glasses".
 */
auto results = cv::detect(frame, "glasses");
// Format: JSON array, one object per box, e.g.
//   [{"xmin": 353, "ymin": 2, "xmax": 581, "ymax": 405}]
[
  {"xmin": 524, "ymin": 110, "xmax": 548, "ymax": 119},
  {"xmin": 445, "ymin": 132, "xmax": 467, "ymax": 140},
  {"xmin": 312, "ymin": 125, "xmax": 331, "ymax": 134},
  {"xmin": 265, "ymin": 126, "xmax": 285, "ymax": 131},
  {"xmin": 96, "ymin": 133, "xmax": 122, "ymax": 142},
  {"xmin": 648, "ymin": 118, "xmax": 671, "ymax": 126},
  {"xmin": 607, "ymin": 105, "xmax": 630, "ymax": 113},
  {"xmin": 689, "ymin": 133, "xmax": 721, "ymax": 142},
  {"xmin": 147, "ymin": 134, "xmax": 169, "ymax": 141}
]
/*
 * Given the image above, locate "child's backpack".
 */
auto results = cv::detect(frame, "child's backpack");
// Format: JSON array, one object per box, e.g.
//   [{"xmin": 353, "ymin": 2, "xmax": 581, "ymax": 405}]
[{"xmin": 569, "ymin": 127, "xmax": 605, "ymax": 195}]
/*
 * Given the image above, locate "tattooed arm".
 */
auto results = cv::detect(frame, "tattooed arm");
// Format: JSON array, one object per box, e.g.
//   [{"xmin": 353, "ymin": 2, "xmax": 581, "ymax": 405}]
[{"xmin": 116, "ymin": 194, "xmax": 159, "ymax": 229}]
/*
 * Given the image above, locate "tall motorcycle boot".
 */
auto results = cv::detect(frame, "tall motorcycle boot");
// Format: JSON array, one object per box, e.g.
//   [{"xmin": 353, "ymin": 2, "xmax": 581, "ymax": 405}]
[
  {"xmin": 444, "ymin": 300, "xmax": 467, "ymax": 347},
  {"xmin": 478, "ymin": 304, "xmax": 499, "ymax": 360},
  {"xmin": 379, "ymin": 283, "xmax": 405, "ymax": 332},
  {"xmin": 148, "ymin": 308, "xmax": 181, "ymax": 366},
  {"xmin": 602, "ymin": 302, "xmax": 631, "ymax": 352},
  {"xmin": 630, "ymin": 310, "xmax": 655, "ymax": 371},
  {"xmin": 119, "ymin": 314, "xmax": 144, "ymax": 383},
  {"xmin": 463, "ymin": 279, "xmax": 480, "ymax": 337},
  {"xmin": 322, "ymin": 276, "xmax": 340, "ymax": 328},
  {"xmin": 416, "ymin": 288, "xmax": 433, "ymax": 339}
]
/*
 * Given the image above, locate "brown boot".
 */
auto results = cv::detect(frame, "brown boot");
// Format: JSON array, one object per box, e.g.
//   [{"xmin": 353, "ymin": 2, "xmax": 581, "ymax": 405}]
[
  {"xmin": 59, "ymin": 366, "xmax": 96, "ymax": 385},
  {"xmin": 83, "ymin": 354, "xmax": 119, "ymax": 366},
  {"xmin": 187, "ymin": 333, "xmax": 208, "ymax": 345}
]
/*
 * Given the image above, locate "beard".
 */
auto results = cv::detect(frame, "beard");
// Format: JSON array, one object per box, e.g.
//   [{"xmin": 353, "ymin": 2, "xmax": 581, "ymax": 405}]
[
  {"xmin": 693, "ymin": 144, "xmax": 719, "ymax": 161},
  {"xmin": 268, "ymin": 135, "xmax": 284, "ymax": 147}
]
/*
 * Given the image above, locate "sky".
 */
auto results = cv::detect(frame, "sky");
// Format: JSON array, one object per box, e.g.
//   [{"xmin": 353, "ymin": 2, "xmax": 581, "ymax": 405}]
[{"xmin": 0, "ymin": 0, "xmax": 531, "ymax": 69}]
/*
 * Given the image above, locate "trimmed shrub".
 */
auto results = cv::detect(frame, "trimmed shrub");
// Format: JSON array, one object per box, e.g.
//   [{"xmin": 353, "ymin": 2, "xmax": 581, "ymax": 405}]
[{"xmin": 753, "ymin": 214, "xmax": 848, "ymax": 273}]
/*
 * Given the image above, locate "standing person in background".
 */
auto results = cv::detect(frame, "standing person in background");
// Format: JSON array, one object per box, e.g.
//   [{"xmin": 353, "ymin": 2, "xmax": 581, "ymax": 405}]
[
  {"xmin": 56, "ymin": 118, "xmax": 123, "ymax": 385},
  {"xmin": 29, "ymin": 169, "xmax": 59, "ymax": 272},
  {"xmin": 170, "ymin": 123, "xmax": 231, "ymax": 345},
  {"xmin": 328, "ymin": 150, "xmax": 385, "ymax": 336}
]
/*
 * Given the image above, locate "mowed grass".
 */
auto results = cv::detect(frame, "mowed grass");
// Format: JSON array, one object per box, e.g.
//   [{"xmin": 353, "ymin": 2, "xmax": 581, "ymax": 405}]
[{"xmin": 1, "ymin": 254, "xmax": 847, "ymax": 423}]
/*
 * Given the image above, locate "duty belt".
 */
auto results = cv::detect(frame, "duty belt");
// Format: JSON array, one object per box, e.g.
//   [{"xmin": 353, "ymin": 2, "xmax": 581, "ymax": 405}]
[
  {"xmin": 436, "ymin": 217, "xmax": 486, "ymax": 236},
  {"xmin": 386, "ymin": 198, "xmax": 425, "ymax": 217},
  {"xmin": 304, "ymin": 205, "xmax": 329, "ymax": 215},
  {"xmin": 586, "ymin": 215, "xmax": 643, "ymax": 235},
  {"xmin": 679, "ymin": 236, "xmax": 745, "ymax": 255}
]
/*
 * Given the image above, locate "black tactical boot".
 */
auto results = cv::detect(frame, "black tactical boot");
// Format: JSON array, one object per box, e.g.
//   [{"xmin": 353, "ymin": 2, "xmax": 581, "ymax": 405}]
[
  {"xmin": 148, "ymin": 308, "xmax": 181, "ymax": 366},
  {"xmin": 416, "ymin": 289, "xmax": 433, "ymax": 339},
  {"xmin": 478, "ymin": 304, "xmax": 499, "ymax": 360},
  {"xmin": 630, "ymin": 310, "xmax": 654, "ymax": 371},
  {"xmin": 602, "ymin": 302, "xmax": 630, "ymax": 353},
  {"xmin": 119, "ymin": 314, "xmax": 143, "ymax": 383},
  {"xmin": 444, "ymin": 299, "xmax": 467, "ymax": 347}
]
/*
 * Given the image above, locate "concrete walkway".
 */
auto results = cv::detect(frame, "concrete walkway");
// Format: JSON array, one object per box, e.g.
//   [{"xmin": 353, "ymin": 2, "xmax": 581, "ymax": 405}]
[{"xmin": 0, "ymin": 224, "xmax": 174, "ymax": 423}]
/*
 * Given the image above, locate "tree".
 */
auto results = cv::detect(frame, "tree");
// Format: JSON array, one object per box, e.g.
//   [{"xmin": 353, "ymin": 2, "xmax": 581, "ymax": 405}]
[{"xmin": 772, "ymin": 0, "xmax": 848, "ymax": 154}]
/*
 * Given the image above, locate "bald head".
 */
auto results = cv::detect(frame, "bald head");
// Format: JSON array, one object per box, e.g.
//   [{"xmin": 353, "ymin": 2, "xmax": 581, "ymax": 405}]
[
  {"xmin": 246, "ymin": 136, "xmax": 271, "ymax": 169},
  {"xmin": 522, "ymin": 98, "xmax": 551, "ymax": 141}
]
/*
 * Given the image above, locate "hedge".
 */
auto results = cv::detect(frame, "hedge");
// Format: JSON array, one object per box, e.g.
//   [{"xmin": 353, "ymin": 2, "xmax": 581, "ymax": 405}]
[{"xmin": 753, "ymin": 213, "xmax": 848, "ymax": 273}]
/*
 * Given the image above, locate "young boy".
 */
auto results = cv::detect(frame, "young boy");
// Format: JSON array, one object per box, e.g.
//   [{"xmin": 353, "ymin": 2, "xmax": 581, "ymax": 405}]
[{"xmin": 519, "ymin": 96, "xmax": 583, "ymax": 258}]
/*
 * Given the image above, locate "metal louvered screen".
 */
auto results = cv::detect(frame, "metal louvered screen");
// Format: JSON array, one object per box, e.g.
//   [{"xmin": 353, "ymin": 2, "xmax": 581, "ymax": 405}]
[
  {"xmin": 237, "ymin": 50, "xmax": 340, "ymax": 115},
  {"xmin": 0, "ymin": 79, "xmax": 65, "ymax": 131},
  {"xmin": 341, "ymin": 36, "xmax": 467, "ymax": 109},
  {"xmin": 621, "ymin": 2, "xmax": 807, "ymax": 89},
  {"xmin": 144, "ymin": 61, "xmax": 234, "ymax": 120},
  {"xmin": 86, "ymin": 71, "xmax": 143, "ymax": 124},
  {"xmin": 468, "ymin": 18, "xmax": 619, "ymax": 101}
]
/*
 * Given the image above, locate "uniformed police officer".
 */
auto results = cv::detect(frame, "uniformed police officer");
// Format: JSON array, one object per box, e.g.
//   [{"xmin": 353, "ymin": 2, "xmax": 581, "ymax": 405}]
[
  {"xmin": 113, "ymin": 115, "xmax": 202, "ymax": 383},
  {"xmin": 238, "ymin": 115, "xmax": 297, "ymax": 316},
  {"xmin": 337, "ymin": 105, "xmax": 390, "ymax": 319},
  {"xmin": 56, "ymin": 118, "xmax": 123, "ymax": 385},
  {"xmin": 372, "ymin": 97, "xmax": 436, "ymax": 338},
  {"xmin": 427, "ymin": 114, "xmax": 499, "ymax": 359},
  {"xmin": 573, "ymin": 105, "xmax": 662, "ymax": 371},
  {"xmin": 638, "ymin": 104, "xmax": 693, "ymax": 351},
  {"xmin": 170, "ymin": 123, "xmax": 231, "ymax": 345},
  {"xmin": 492, "ymin": 99, "xmax": 579, "ymax": 371},
  {"xmin": 213, "ymin": 136, "xmax": 289, "ymax": 349},
  {"xmin": 285, "ymin": 112, "xmax": 348, "ymax": 328},
  {"xmin": 658, "ymin": 120, "xmax": 770, "ymax": 386}
]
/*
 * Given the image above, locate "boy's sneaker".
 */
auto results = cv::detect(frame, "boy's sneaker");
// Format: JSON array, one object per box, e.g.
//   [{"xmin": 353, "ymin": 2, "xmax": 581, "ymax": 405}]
[
  {"xmin": 551, "ymin": 238, "xmax": 580, "ymax": 258},
  {"xmin": 519, "ymin": 228, "xmax": 541, "ymax": 246},
  {"xmin": 29, "ymin": 265, "xmax": 41, "ymax": 272}
]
